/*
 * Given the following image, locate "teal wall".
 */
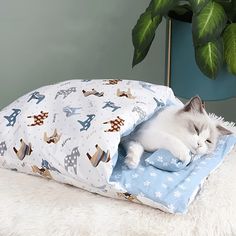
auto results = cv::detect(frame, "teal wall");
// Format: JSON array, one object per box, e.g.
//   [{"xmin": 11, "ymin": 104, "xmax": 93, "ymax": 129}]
[{"xmin": 0, "ymin": 0, "xmax": 235, "ymax": 121}]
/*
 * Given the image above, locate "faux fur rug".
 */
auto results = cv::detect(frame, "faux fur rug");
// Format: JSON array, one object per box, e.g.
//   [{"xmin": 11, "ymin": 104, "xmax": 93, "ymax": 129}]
[{"xmin": 0, "ymin": 144, "xmax": 236, "ymax": 236}]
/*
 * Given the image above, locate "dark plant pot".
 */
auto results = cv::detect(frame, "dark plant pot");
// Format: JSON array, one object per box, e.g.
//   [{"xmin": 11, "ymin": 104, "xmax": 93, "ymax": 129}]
[{"xmin": 167, "ymin": 20, "xmax": 236, "ymax": 101}]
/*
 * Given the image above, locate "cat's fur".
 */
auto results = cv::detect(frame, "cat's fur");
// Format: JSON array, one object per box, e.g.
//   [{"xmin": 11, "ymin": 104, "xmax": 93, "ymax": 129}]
[{"xmin": 122, "ymin": 96, "xmax": 232, "ymax": 169}]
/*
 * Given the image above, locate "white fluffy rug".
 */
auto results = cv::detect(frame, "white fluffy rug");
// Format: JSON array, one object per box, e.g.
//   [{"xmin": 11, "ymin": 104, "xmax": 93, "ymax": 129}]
[{"xmin": 0, "ymin": 144, "xmax": 236, "ymax": 236}]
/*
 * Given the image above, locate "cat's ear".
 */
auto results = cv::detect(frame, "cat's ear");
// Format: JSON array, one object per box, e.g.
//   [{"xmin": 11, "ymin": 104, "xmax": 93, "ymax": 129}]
[
  {"xmin": 217, "ymin": 125, "xmax": 232, "ymax": 136},
  {"xmin": 183, "ymin": 96, "xmax": 205, "ymax": 113}
]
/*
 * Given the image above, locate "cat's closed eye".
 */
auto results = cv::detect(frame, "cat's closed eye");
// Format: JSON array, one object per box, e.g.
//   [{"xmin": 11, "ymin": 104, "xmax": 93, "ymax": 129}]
[
  {"xmin": 194, "ymin": 125, "xmax": 199, "ymax": 135},
  {"xmin": 206, "ymin": 139, "xmax": 212, "ymax": 144}
]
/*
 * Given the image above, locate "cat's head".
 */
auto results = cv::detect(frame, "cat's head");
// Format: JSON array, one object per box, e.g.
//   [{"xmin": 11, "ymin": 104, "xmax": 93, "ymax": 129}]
[{"xmin": 176, "ymin": 96, "xmax": 232, "ymax": 155}]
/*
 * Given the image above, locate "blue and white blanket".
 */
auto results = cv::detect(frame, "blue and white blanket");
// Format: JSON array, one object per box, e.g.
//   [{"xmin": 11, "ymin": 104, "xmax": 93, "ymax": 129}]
[{"xmin": 0, "ymin": 79, "xmax": 235, "ymax": 214}]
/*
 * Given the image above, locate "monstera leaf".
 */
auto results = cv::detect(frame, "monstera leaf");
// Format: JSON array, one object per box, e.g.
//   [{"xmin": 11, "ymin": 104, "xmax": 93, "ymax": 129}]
[
  {"xmin": 132, "ymin": 8, "xmax": 162, "ymax": 66},
  {"xmin": 223, "ymin": 23, "xmax": 236, "ymax": 75},
  {"xmin": 189, "ymin": 0, "xmax": 210, "ymax": 13},
  {"xmin": 150, "ymin": 0, "xmax": 177, "ymax": 17},
  {"xmin": 195, "ymin": 38, "xmax": 223, "ymax": 78},
  {"xmin": 192, "ymin": 1, "xmax": 227, "ymax": 44}
]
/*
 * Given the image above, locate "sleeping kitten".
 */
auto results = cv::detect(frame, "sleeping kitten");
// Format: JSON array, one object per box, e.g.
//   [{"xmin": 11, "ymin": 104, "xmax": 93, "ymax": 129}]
[{"xmin": 122, "ymin": 96, "xmax": 232, "ymax": 169}]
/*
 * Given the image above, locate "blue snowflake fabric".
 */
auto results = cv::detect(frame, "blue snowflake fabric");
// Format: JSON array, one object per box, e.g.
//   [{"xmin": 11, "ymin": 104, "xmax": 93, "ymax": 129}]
[
  {"xmin": 110, "ymin": 135, "xmax": 236, "ymax": 213},
  {"xmin": 145, "ymin": 148, "xmax": 196, "ymax": 172}
]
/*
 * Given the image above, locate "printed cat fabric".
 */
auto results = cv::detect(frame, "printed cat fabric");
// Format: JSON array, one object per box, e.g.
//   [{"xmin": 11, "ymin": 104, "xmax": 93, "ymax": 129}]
[{"xmin": 0, "ymin": 79, "xmax": 178, "ymax": 204}]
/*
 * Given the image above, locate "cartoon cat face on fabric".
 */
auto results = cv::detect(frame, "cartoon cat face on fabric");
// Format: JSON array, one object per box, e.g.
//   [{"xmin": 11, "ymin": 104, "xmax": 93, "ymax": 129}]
[{"xmin": 175, "ymin": 96, "xmax": 232, "ymax": 155}]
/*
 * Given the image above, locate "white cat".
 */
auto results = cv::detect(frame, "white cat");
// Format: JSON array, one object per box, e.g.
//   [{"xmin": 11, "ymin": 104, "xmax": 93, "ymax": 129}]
[{"xmin": 122, "ymin": 96, "xmax": 232, "ymax": 169}]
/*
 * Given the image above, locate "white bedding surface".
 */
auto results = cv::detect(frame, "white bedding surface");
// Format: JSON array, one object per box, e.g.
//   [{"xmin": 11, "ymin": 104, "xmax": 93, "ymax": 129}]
[{"xmin": 0, "ymin": 145, "xmax": 236, "ymax": 236}]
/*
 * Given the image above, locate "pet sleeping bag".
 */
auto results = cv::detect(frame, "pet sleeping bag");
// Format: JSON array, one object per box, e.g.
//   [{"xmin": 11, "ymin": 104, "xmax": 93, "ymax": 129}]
[{"xmin": 0, "ymin": 79, "xmax": 235, "ymax": 214}]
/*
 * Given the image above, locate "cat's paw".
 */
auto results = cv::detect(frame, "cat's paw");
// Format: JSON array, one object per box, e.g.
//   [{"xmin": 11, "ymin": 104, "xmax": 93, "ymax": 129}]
[
  {"xmin": 125, "ymin": 154, "xmax": 140, "ymax": 169},
  {"xmin": 172, "ymin": 148, "xmax": 191, "ymax": 164},
  {"xmin": 124, "ymin": 154, "xmax": 140, "ymax": 169},
  {"xmin": 124, "ymin": 141, "xmax": 143, "ymax": 169}
]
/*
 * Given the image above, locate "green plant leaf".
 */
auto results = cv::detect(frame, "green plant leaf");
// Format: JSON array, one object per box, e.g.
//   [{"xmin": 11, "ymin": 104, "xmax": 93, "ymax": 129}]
[
  {"xmin": 150, "ymin": 0, "xmax": 177, "ymax": 17},
  {"xmin": 223, "ymin": 23, "xmax": 236, "ymax": 75},
  {"xmin": 195, "ymin": 38, "xmax": 223, "ymax": 78},
  {"xmin": 192, "ymin": 1, "xmax": 227, "ymax": 44},
  {"xmin": 227, "ymin": 1, "xmax": 236, "ymax": 23},
  {"xmin": 168, "ymin": 4, "xmax": 193, "ymax": 22},
  {"xmin": 215, "ymin": 0, "xmax": 236, "ymax": 22},
  {"xmin": 132, "ymin": 9, "xmax": 162, "ymax": 52},
  {"xmin": 189, "ymin": 0, "xmax": 210, "ymax": 13},
  {"xmin": 132, "ymin": 35, "xmax": 155, "ymax": 67}
]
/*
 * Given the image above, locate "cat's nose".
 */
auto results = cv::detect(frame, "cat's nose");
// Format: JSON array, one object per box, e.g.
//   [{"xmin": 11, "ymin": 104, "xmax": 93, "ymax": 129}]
[{"xmin": 197, "ymin": 142, "xmax": 203, "ymax": 148}]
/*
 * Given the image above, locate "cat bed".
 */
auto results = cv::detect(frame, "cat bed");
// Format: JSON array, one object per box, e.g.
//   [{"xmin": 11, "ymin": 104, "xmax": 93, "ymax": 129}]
[
  {"xmin": 111, "ymin": 135, "xmax": 236, "ymax": 213},
  {"xmin": 0, "ymin": 79, "xmax": 235, "ymax": 214}
]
